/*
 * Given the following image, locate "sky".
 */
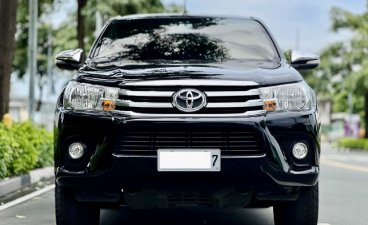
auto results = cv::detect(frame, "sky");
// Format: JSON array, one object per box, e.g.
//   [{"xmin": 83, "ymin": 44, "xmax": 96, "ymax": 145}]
[
  {"xmin": 51, "ymin": 0, "xmax": 367, "ymax": 53},
  {"xmin": 161, "ymin": 0, "xmax": 366, "ymax": 53}
]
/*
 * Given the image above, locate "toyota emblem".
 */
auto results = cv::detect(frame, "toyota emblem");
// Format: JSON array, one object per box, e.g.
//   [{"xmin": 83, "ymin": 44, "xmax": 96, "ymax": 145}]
[{"xmin": 172, "ymin": 89, "xmax": 206, "ymax": 112}]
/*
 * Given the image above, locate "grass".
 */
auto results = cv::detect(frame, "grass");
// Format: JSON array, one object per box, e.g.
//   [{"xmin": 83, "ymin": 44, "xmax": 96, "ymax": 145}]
[{"xmin": 337, "ymin": 138, "xmax": 368, "ymax": 151}]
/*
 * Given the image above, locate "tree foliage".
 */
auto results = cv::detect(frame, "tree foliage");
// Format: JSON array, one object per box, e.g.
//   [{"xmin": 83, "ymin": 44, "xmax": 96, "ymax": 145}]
[
  {"xmin": 8, "ymin": 0, "xmax": 179, "ymax": 116},
  {"xmin": 74, "ymin": 0, "xmax": 180, "ymax": 53},
  {"xmin": 313, "ymin": 3, "xmax": 368, "ymax": 136},
  {"xmin": 13, "ymin": 0, "xmax": 56, "ymax": 78},
  {"xmin": 13, "ymin": 0, "xmax": 179, "ymax": 77},
  {"xmin": 0, "ymin": 122, "xmax": 53, "ymax": 179}
]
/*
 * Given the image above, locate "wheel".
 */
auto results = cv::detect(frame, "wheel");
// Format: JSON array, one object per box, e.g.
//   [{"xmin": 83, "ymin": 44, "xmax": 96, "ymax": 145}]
[
  {"xmin": 273, "ymin": 183, "xmax": 318, "ymax": 225},
  {"xmin": 55, "ymin": 184, "xmax": 100, "ymax": 225}
]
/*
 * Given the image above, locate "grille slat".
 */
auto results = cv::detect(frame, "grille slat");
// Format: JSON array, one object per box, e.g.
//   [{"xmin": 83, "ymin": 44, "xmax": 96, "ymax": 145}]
[
  {"xmin": 114, "ymin": 80, "xmax": 265, "ymax": 117},
  {"xmin": 116, "ymin": 129, "xmax": 263, "ymax": 156}
]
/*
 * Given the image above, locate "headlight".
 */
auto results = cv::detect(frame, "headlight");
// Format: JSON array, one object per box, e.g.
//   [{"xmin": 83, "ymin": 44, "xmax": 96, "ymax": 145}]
[
  {"xmin": 259, "ymin": 82, "xmax": 314, "ymax": 112},
  {"xmin": 63, "ymin": 81, "xmax": 119, "ymax": 111}
]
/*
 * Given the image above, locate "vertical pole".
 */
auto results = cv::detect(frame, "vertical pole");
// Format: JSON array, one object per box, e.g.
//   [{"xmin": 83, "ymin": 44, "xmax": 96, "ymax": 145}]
[
  {"xmin": 95, "ymin": 11, "xmax": 102, "ymax": 38},
  {"xmin": 47, "ymin": 25, "xmax": 54, "ymax": 94},
  {"xmin": 348, "ymin": 91, "xmax": 353, "ymax": 137},
  {"xmin": 28, "ymin": 0, "xmax": 38, "ymax": 121},
  {"xmin": 183, "ymin": 0, "xmax": 188, "ymax": 15},
  {"xmin": 348, "ymin": 92, "xmax": 353, "ymax": 116},
  {"xmin": 295, "ymin": 28, "xmax": 300, "ymax": 50}
]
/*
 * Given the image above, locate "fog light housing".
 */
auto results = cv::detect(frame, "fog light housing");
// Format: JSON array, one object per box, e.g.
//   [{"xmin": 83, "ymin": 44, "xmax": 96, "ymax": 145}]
[
  {"xmin": 292, "ymin": 143, "xmax": 308, "ymax": 159},
  {"xmin": 68, "ymin": 143, "xmax": 85, "ymax": 159}
]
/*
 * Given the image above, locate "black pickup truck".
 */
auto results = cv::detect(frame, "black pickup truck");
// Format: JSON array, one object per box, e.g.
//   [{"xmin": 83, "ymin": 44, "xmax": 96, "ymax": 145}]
[{"xmin": 54, "ymin": 14, "xmax": 320, "ymax": 225}]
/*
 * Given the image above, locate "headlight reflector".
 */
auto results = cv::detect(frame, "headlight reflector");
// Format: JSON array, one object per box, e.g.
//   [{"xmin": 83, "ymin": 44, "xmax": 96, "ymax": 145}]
[
  {"xmin": 63, "ymin": 81, "xmax": 119, "ymax": 111},
  {"xmin": 259, "ymin": 83, "xmax": 313, "ymax": 111}
]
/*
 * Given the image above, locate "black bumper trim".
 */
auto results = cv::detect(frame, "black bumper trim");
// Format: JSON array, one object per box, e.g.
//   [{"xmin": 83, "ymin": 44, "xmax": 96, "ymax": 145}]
[{"xmin": 56, "ymin": 155, "xmax": 319, "ymax": 192}]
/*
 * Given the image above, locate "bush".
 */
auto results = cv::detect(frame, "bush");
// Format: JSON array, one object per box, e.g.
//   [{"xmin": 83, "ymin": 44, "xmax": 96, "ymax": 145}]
[
  {"xmin": 0, "ymin": 122, "xmax": 54, "ymax": 179},
  {"xmin": 337, "ymin": 138, "xmax": 368, "ymax": 151}
]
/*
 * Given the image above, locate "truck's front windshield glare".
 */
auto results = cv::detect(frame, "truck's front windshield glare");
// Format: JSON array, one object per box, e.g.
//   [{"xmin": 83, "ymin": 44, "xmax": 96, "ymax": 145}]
[{"xmin": 92, "ymin": 18, "xmax": 280, "ymax": 64}]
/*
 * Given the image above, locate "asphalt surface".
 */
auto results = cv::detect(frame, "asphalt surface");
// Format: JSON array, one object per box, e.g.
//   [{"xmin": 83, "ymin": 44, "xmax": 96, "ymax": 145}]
[{"xmin": 1, "ymin": 143, "xmax": 368, "ymax": 225}]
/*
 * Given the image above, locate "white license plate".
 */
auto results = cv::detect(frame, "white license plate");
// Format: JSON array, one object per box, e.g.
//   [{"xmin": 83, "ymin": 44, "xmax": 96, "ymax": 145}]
[{"xmin": 157, "ymin": 149, "xmax": 221, "ymax": 172}]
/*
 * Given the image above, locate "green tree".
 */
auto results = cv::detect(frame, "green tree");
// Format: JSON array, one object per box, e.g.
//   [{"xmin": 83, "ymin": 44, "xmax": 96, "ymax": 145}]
[
  {"xmin": 73, "ymin": 0, "xmax": 181, "ymax": 53},
  {"xmin": 12, "ymin": 0, "xmax": 59, "ymax": 112},
  {"xmin": 13, "ymin": 0, "xmax": 56, "ymax": 78},
  {"xmin": 317, "ymin": 3, "xmax": 368, "ymax": 137},
  {"xmin": 0, "ymin": 0, "xmax": 18, "ymax": 119}
]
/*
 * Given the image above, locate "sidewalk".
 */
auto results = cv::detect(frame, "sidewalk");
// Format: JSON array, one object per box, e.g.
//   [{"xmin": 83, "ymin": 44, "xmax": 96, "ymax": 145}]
[{"xmin": 321, "ymin": 142, "xmax": 368, "ymax": 168}]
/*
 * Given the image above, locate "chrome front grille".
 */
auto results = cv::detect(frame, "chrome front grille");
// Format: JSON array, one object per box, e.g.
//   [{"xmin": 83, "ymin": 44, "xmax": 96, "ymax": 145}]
[{"xmin": 114, "ymin": 80, "xmax": 265, "ymax": 117}]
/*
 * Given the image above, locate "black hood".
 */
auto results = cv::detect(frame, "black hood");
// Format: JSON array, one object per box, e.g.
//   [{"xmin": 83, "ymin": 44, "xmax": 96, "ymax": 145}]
[{"xmin": 76, "ymin": 61, "xmax": 303, "ymax": 87}]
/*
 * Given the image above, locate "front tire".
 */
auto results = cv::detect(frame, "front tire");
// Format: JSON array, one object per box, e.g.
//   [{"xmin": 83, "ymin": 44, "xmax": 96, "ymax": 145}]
[
  {"xmin": 273, "ymin": 183, "xmax": 319, "ymax": 225},
  {"xmin": 55, "ymin": 184, "xmax": 100, "ymax": 225}
]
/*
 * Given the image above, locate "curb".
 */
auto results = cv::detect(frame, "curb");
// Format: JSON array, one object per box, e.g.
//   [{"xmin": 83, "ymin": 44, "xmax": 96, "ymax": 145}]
[{"xmin": 0, "ymin": 167, "xmax": 54, "ymax": 197}]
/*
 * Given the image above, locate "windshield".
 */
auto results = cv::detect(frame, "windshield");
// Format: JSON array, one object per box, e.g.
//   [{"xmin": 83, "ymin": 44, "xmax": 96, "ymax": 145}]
[{"xmin": 91, "ymin": 17, "xmax": 280, "ymax": 64}]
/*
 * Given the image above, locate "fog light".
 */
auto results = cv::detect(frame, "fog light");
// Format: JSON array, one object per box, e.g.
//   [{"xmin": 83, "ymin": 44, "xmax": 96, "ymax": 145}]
[
  {"xmin": 292, "ymin": 143, "xmax": 308, "ymax": 159},
  {"xmin": 68, "ymin": 143, "xmax": 85, "ymax": 159}
]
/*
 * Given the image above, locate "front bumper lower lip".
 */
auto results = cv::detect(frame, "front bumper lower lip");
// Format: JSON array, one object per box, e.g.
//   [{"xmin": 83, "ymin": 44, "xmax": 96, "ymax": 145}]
[
  {"xmin": 56, "ymin": 154, "xmax": 319, "ymax": 192},
  {"xmin": 55, "ymin": 108, "xmax": 320, "ymax": 192}
]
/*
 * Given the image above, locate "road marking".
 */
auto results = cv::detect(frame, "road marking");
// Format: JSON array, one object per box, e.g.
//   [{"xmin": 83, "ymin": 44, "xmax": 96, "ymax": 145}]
[
  {"xmin": 318, "ymin": 223, "xmax": 331, "ymax": 225},
  {"xmin": 0, "ymin": 184, "xmax": 55, "ymax": 211},
  {"xmin": 321, "ymin": 159, "xmax": 368, "ymax": 173}
]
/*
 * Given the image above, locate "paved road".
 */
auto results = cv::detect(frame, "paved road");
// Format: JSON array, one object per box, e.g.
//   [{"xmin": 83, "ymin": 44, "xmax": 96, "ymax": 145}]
[{"xmin": 1, "ymin": 144, "xmax": 368, "ymax": 225}]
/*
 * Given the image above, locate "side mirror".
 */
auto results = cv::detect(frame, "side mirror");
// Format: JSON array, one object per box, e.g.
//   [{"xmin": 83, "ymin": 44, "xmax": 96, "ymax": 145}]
[
  {"xmin": 55, "ymin": 49, "xmax": 83, "ymax": 70},
  {"xmin": 290, "ymin": 50, "xmax": 320, "ymax": 70}
]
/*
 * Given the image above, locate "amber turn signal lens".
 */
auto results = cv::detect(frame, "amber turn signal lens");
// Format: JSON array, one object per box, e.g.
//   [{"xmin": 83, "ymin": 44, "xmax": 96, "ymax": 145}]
[
  {"xmin": 263, "ymin": 100, "xmax": 277, "ymax": 111},
  {"xmin": 102, "ymin": 100, "xmax": 116, "ymax": 111}
]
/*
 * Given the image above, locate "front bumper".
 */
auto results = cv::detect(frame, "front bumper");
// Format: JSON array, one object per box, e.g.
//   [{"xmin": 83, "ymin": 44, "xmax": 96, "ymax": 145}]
[{"xmin": 54, "ymin": 109, "xmax": 320, "ymax": 204}]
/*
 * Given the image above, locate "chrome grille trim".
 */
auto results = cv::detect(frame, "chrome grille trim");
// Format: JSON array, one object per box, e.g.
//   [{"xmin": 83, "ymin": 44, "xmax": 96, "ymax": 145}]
[
  {"xmin": 119, "ymin": 90, "xmax": 174, "ymax": 97},
  {"xmin": 112, "ymin": 110, "xmax": 266, "ymax": 118},
  {"xmin": 115, "ymin": 99, "xmax": 264, "ymax": 109},
  {"xmin": 115, "ymin": 100, "xmax": 172, "ymax": 108},
  {"xmin": 116, "ymin": 80, "xmax": 263, "ymax": 116},
  {"xmin": 118, "ymin": 89, "xmax": 260, "ymax": 97},
  {"xmin": 205, "ymin": 89, "xmax": 260, "ymax": 97},
  {"xmin": 206, "ymin": 99, "xmax": 263, "ymax": 108}
]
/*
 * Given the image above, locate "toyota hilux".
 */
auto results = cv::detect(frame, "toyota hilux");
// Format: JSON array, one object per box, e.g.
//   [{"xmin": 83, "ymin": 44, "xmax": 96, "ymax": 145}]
[{"xmin": 54, "ymin": 14, "xmax": 320, "ymax": 225}]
